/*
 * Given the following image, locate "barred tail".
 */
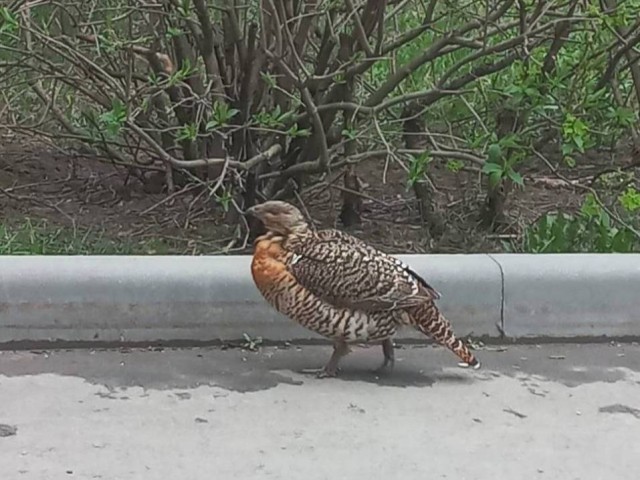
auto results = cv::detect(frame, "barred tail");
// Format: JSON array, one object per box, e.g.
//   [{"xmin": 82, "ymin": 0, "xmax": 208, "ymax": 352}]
[{"xmin": 410, "ymin": 303, "xmax": 480, "ymax": 369}]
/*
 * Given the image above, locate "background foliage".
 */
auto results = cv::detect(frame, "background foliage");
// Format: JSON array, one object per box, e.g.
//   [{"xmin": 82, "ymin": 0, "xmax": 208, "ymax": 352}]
[{"xmin": 1, "ymin": 0, "xmax": 639, "ymax": 253}]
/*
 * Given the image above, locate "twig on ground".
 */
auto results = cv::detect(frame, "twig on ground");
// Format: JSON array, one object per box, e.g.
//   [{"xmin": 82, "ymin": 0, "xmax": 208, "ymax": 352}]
[
  {"xmin": 140, "ymin": 183, "xmax": 201, "ymax": 215},
  {"xmin": 328, "ymin": 184, "xmax": 390, "ymax": 207}
]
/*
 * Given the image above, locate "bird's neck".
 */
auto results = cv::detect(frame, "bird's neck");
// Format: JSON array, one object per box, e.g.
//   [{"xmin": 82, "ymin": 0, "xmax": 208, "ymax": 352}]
[{"xmin": 288, "ymin": 224, "xmax": 312, "ymax": 236}]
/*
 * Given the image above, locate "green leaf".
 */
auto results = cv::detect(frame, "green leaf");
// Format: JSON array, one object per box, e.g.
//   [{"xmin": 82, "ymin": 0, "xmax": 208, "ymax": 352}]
[
  {"xmin": 166, "ymin": 27, "xmax": 183, "ymax": 38},
  {"xmin": 446, "ymin": 160, "xmax": 464, "ymax": 172},
  {"xmin": 260, "ymin": 72, "xmax": 277, "ymax": 88},
  {"xmin": 488, "ymin": 171, "xmax": 502, "ymax": 188},
  {"xmin": 98, "ymin": 99, "xmax": 128, "ymax": 137},
  {"xmin": 209, "ymin": 102, "xmax": 239, "ymax": 129},
  {"xmin": 580, "ymin": 193, "xmax": 600, "ymax": 218},
  {"xmin": 176, "ymin": 123, "xmax": 198, "ymax": 141},
  {"xmin": 561, "ymin": 143, "xmax": 574, "ymax": 156},
  {"xmin": 406, "ymin": 152, "xmax": 431, "ymax": 188},
  {"xmin": 341, "ymin": 128, "xmax": 357, "ymax": 140},
  {"xmin": 573, "ymin": 118, "xmax": 588, "ymax": 136},
  {"xmin": 482, "ymin": 162, "xmax": 503, "ymax": 175},
  {"xmin": 287, "ymin": 124, "xmax": 311, "ymax": 138},
  {"xmin": 618, "ymin": 187, "xmax": 640, "ymax": 213},
  {"xmin": 562, "ymin": 113, "xmax": 576, "ymax": 135},
  {"xmin": 178, "ymin": 0, "xmax": 192, "ymax": 17},
  {"xmin": 486, "ymin": 144, "xmax": 502, "ymax": 163},
  {"xmin": 499, "ymin": 134, "xmax": 522, "ymax": 150},
  {"xmin": 0, "ymin": 7, "xmax": 18, "ymax": 35},
  {"xmin": 611, "ymin": 230, "xmax": 634, "ymax": 253},
  {"xmin": 573, "ymin": 135, "xmax": 584, "ymax": 152},
  {"xmin": 507, "ymin": 169, "xmax": 524, "ymax": 186},
  {"xmin": 612, "ymin": 107, "xmax": 636, "ymax": 127}
]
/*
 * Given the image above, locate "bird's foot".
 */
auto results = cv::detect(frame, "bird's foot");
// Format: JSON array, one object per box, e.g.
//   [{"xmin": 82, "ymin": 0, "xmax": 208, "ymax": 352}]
[
  {"xmin": 300, "ymin": 366, "xmax": 339, "ymax": 378},
  {"xmin": 316, "ymin": 368, "xmax": 337, "ymax": 379},
  {"xmin": 372, "ymin": 359, "xmax": 394, "ymax": 376}
]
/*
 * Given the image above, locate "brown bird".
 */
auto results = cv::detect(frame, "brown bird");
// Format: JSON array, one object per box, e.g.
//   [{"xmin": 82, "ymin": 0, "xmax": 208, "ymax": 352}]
[{"xmin": 246, "ymin": 200, "xmax": 480, "ymax": 377}]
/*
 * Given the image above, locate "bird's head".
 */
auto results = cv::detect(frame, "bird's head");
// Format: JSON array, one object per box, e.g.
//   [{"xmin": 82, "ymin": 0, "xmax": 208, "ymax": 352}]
[{"xmin": 245, "ymin": 200, "xmax": 309, "ymax": 235}]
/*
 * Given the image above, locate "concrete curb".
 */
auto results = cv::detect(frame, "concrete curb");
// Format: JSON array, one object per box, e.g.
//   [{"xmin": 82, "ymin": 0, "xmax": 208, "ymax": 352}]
[
  {"xmin": 1, "ymin": 254, "xmax": 639, "ymax": 347},
  {"xmin": 491, "ymin": 253, "xmax": 640, "ymax": 339}
]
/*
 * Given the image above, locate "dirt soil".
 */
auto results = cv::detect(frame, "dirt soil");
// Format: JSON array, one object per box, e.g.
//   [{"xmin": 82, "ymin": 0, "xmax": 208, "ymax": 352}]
[{"xmin": 1, "ymin": 131, "xmax": 632, "ymax": 255}]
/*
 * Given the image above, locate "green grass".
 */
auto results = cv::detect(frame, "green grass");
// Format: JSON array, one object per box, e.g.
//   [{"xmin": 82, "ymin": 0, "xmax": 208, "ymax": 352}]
[{"xmin": 0, "ymin": 218, "xmax": 174, "ymax": 255}]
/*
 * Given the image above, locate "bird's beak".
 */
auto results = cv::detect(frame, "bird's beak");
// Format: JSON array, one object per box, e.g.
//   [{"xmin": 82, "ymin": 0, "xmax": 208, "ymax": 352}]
[{"xmin": 244, "ymin": 205, "xmax": 258, "ymax": 217}]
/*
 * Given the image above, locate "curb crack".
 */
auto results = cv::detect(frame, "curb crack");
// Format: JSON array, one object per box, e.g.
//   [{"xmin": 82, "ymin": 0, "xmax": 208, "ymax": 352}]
[{"xmin": 486, "ymin": 254, "xmax": 505, "ymax": 339}]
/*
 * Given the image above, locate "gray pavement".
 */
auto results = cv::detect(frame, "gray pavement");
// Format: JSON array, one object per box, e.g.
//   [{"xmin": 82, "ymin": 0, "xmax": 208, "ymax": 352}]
[{"xmin": 1, "ymin": 343, "xmax": 639, "ymax": 479}]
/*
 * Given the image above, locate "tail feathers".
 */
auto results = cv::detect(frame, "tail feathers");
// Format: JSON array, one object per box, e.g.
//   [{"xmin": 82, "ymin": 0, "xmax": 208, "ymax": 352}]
[{"xmin": 411, "ymin": 305, "xmax": 480, "ymax": 369}]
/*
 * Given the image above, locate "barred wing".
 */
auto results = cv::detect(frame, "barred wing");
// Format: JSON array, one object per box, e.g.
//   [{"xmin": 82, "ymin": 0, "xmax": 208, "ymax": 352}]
[{"xmin": 285, "ymin": 230, "xmax": 439, "ymax": 311}]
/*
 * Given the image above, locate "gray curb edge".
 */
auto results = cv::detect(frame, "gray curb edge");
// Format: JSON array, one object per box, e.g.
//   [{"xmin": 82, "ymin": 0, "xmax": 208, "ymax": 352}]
[{"xmin": 1, "ymin": 254, "xmax": 640, "ymax": 348}]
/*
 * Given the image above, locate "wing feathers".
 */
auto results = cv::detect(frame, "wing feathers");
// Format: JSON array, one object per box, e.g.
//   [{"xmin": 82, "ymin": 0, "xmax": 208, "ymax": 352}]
[{"xmin": 284, "ymin": 229, "xmax": 439, "ymax": 311}]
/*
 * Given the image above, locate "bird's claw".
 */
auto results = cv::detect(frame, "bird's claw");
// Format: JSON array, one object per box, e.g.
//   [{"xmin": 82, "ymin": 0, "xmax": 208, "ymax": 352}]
[
  {"xmin": 300, "ymin": 367, "xmax": 338, "ymax": 378},
  {"xmin": 372, "ymin": 360, "xmax": 394, "ymax": 376}
]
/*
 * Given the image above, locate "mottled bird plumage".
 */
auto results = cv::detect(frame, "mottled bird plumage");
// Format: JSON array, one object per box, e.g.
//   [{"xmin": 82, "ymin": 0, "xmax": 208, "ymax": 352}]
[{"xmin": 248, "ymin": 200, "xmax": 480, "ymax": 376}]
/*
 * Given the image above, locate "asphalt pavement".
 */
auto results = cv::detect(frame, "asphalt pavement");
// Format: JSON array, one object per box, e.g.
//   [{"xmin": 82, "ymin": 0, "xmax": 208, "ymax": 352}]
[{"xmin": 1, "ymin": 343, "xmax": 639, "ymax": 480}]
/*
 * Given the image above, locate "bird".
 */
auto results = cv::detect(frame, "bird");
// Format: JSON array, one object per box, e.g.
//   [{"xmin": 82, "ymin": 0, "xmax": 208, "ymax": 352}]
[{"xmin": 246, "ymin": 200, "xmax": 480, "ymax": 377}]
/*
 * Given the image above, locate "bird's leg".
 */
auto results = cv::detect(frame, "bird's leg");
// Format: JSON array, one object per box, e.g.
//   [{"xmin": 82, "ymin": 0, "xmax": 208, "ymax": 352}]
[
  {"xmin": 373, "ymin": 338, "xmax": 395, "ymax": 375},
  {"xmin": 319, "ymin": 341, "xmax": 350, "ymax": 378},
  {"xmin": 301, "ymin": 341, "xmax": 350, "ymax": 378}
]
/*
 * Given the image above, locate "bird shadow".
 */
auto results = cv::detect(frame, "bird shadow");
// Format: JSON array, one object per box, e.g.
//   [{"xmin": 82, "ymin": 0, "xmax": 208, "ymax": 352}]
[
  {"xmin": 280, "ymin": 365, "xmax": 477, "ymax": 388},
  {"xmin": 264, "ymin": 347, "xmax": 481, "ymax": 388}
]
